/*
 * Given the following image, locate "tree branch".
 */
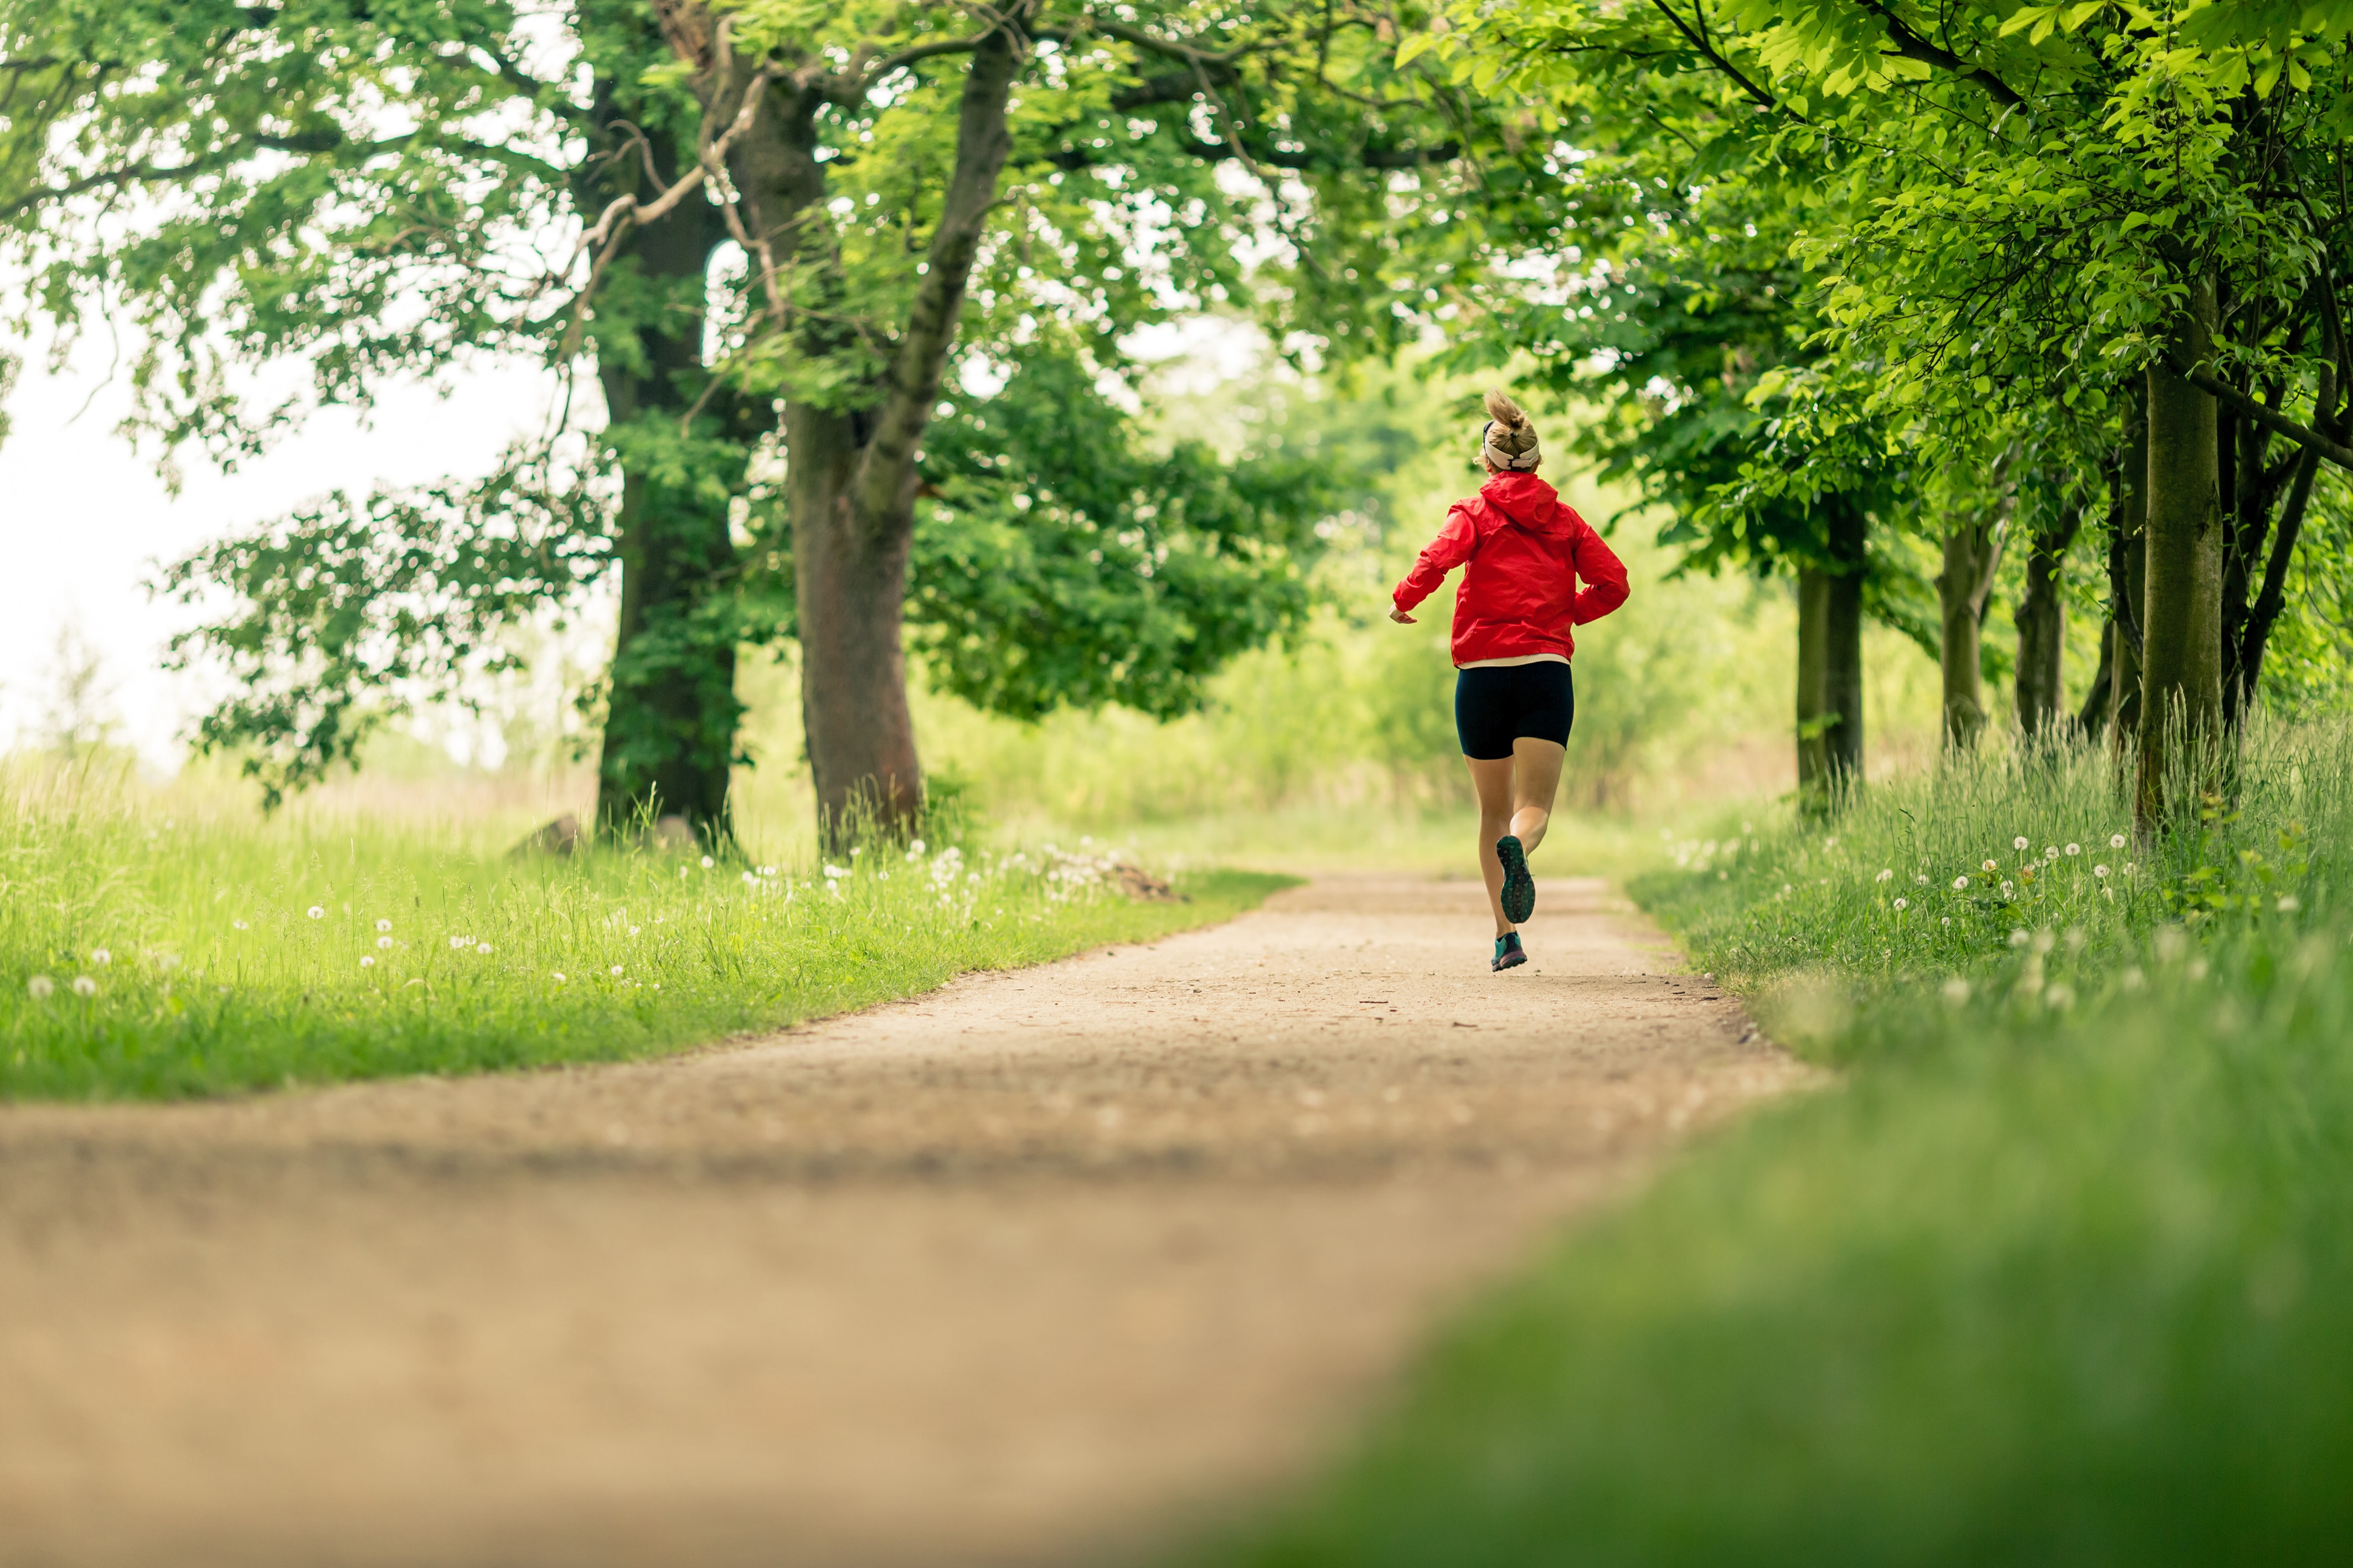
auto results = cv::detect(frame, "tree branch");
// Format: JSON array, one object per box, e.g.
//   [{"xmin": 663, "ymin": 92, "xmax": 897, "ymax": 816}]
[
  {"xmin": 2165, "ymin": 349, "xmax": 2353, "ymax": 472},
  {"xmin": 1849, "ymin": 0, "xmax": 2024, "ymax": 107},
  {"xmin": 1647, "ymin": 0, "xmax": 1782, "ymax": 113}
]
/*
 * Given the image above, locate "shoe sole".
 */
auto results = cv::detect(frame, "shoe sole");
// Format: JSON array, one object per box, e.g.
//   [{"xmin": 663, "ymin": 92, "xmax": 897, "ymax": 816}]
[
  {"xmin": 1493, "ymin": 946, "xmax": 1527, "ymax": 972},
  {"xmin": 1496, "ymin": 835, "xmax": 1535, "ymax": 925}
]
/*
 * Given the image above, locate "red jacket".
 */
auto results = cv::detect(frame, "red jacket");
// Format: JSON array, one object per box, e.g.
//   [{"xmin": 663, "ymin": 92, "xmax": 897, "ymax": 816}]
[{"xmin": 1393, "ymin": 472, "xmax": 1630, "ymax": 666}]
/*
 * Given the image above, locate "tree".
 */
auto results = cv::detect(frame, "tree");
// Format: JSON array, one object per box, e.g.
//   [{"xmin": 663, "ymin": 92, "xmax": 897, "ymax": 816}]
[{"xmin": 3, "ymin": 0, "xmax": 1476, "ymax": 843}]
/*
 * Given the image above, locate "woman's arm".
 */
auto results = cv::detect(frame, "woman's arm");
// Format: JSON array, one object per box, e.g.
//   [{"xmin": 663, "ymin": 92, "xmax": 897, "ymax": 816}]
[
  {"xmin": 1392, "ymin": 504, "xmax": 1479, "ymax": 618},
  {"xmin": 1567, "ymin": 516, "xmax": 1631, "ymax": 623}
]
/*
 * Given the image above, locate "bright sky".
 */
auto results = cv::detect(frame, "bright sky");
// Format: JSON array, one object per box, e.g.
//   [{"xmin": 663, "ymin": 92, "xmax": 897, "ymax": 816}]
[{"xmin": 0, "ymin": 343, "xmax": 563, "ymax": 768}]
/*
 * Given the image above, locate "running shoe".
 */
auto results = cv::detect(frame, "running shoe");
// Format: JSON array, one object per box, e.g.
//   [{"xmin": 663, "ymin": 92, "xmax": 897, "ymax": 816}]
[
  {"xmin": 1495, "ymin": 834, "xmax": 1536, "ymax": 924},
  {"xmin": 1492, "ymin": 932, "xmax": 1526, "ymax": 971}
]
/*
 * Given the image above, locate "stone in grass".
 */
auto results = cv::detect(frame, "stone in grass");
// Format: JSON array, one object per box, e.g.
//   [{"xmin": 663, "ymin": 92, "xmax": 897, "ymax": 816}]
[
  {"xmin": 648, "ymin": 815, "xmax": 700, "ymax": 854},
  {"xmin": 1112, "ymin": 863, "xmax": 1185, "ymax": 903},
  {"xmin": 511, "ymin": 813, "xmax": 583, "ymax": 858}
]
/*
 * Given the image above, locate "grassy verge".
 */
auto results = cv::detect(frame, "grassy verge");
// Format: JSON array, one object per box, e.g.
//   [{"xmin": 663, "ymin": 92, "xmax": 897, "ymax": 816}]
[
  {"xmin": 2, "ymin": 769, "xmax": 1292, "ymax": 1101},
  {"xmin": 1198, "ymin": 723, "xmax": 2353, "ymax": 1566}
]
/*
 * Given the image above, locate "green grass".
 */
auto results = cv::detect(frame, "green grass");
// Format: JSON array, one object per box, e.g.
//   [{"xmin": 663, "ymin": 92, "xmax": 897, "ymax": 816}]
[
  {"xmin": 1198, "ymin": 723, "xmax": 2353, "ymax": 1566},
  {"xmin": 1, "ymin": 767, "xmax": 1293, "ymax": 1100}
]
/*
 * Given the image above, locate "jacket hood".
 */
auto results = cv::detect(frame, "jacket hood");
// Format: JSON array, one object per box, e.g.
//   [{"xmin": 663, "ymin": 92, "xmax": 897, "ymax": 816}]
[{"xmin": 1477, "ymin": 471, "xmax": 1572, "ymax": 535}]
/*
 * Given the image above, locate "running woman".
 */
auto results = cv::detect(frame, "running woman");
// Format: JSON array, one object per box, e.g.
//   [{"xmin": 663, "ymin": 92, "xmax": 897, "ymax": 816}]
[{"xmin": 1389, "ymin": 391, "xmax": 1629, "ymax": 971}]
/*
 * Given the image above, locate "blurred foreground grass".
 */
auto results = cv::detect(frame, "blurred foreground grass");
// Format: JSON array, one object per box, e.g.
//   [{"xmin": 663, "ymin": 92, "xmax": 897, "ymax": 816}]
[
  {"xmin": 1, "ymin": 765, "xmax": 1292, "ymax": 1101},
  {"xmin": 1201, "ymin": 723, "xmax": 2353, "ymax": 1566}
]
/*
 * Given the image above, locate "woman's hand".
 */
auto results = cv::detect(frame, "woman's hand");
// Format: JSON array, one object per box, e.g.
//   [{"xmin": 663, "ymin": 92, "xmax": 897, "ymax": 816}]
[{"xmin": 1388, "ymin": 606, "xmax": 1416, "ymax": 624}]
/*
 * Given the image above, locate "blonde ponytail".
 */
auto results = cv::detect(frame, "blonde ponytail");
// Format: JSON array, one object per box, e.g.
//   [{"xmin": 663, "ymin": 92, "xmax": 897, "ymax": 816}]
[{"xmin": 1479, "ymin": 390, "xmax": 1541, "ymax": 471}]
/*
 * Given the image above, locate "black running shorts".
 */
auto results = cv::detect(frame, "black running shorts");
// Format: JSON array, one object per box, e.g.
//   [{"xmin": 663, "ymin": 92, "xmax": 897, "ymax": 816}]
[{"xmin": 1454, "ymin": 660, "xmax": 1576, "ymax": 760}]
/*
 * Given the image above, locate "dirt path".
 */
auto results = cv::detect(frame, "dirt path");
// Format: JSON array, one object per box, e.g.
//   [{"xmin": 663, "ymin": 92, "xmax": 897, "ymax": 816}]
[{"xmin": 0, "ymin": 875, "xmax": 1802, "ymax": 1568}]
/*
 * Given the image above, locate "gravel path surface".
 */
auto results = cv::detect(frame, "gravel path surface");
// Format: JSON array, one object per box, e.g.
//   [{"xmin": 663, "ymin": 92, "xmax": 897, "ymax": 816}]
[{"xmin": 0, "ymin": 874, "xmax": 1804, "ymax": 1568}]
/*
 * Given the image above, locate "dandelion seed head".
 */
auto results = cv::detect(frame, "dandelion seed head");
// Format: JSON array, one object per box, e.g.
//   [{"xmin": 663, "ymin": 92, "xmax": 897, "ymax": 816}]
[
  {"xmin": 2110, "ymin": 833, "xmax": 2128, "ymax": 849},
  {"xmin": 27, "ymin": 976, "xmax": 54, "ymax": 1000},
  {"xmin": 476, "ymin": 943, "xmax": 493, "ymax": 955},
  {"xmin": 70, "ymin": 976, "xmax": 97, "ymax": 998},
  {"xmin": 610, "ymin": 965, "xmax": 623, "ymax": 976},
  {"xmin": 232, "ymin": 919, "xmax": 247, "ymax": 930},
  {"xmin": 1953, "ymin": 876, "xmax": 1970, "ymax": 890},
  {"xmin": 910, "ymin": 839, "xmax": 926, "ymax": 855},
  {"xmin": 2044, "ymin": 845, "xmax": 2060, "ymax": 861},
  {"xmin": 307, "ymin": 906, "xmax": 324, "ymax": 920},
  {"xmin": 552, "ymin": 972, "xmax": 566, "ymax": 983},
  {"xmin": 1941, "ymin": 977, "xmax": 1970, "ymax": 1004},
  {"xmin": 2065, "ymin": 843, "xmax": 2080, "ymax": 857},
  {"xmin": 1983, "ymin": 859, "xmax": 1998, "ymax": 872},
  {"xmin": 1893, "ymin": 897, "xmax": 1909, "ymax": 911},
  {"xmin": 2094, "ymin": 864, "xmax": 2110, "ymax": 879},
  {"xmin": 2014, "ymin": 837, "xmax": 2029, "ymax": 851},
  {"xmin": 1875, "ymin": 868, "xmax": 1893, "ymax": 883},
  {"xmin": 2009, "ymin": 929, "xmax": 2030, "ymax": 948},
  {"xmin": 376, "ymin": 935, "xmax": 393, "ymax": 949},
  {"xmin": 1915, "ymin": 874, "xmax": 1931, "ymax": 886},
  {"xmin": 700, "ymin": 855, "xmax": 715, "ymax": 869},
  {"xmin": 2278, "ymin": 895, "xmax": 2303, "ymax": 913},
  {"xmin": 376, "ymin": 919, "xmax": 392, "ymax": 933},
  {"xmin": 359, "ymin": 955, "xmax": 375, "ymax": 968}
]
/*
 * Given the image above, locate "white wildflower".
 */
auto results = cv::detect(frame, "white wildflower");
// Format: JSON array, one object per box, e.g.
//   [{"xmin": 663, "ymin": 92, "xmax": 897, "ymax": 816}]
[
  {"xmin": 1915, "ymin": 874, "xmax": 1931, "ymax": 887},
  {"xmin": 376, "ymin": 918, "xmax": 393, "ymax": 933},
  {"xmin": 1875, "ymin": 868, "xmax": 1893, "ymax": 883},
  {"xmin": 2000, "ymin": 881, "xmax": 2015, "ymax": 897},
  {"xmin": 910, "ymin": 839, "xmax": 926, "ymax": 855},
  {"xmin": 2014, "ymin": 836, "xmax": 2029, "ymax": 851},
  {"xmin": 233, "ymin": 919, "xmax": 247, "ymax": 930},
  {"xmin": 1893, "ymin": 897, "xmax": 1909, "ymax": 912},
  {"xmin": 477, "ymin": 944, "xmax": 493, "ymax": 955},
  {"xmin": 2044, "ymin": 845, "xmax": 2060, "ymax": 862},
  {"xmin": 27, "ymin": 976, "xmax": 54, "ymax": 999},
  {"xmin": 376, "ymin": 935, "xmax": 393, "ymax": 949},
  {"xmin": 610, "ymin": 965, "xmax": 623, "ymax": 976},
  {"xmin": 308, "ymin": 906, "xmax": 325, "ymax": 920},
  {"xmin": 1983, "ymin": 859, "xmax": 1999, "ymax": 872},
  {"xmin": 71, "ymin": 976, "xmax": 97, "ymax": 997},
  {"xmin": 1953, "ymin": 876, "xmax": 1970, "ymax": 891},
  {"xmin": 701, "ymin": 855, "xmax": 715, "ymax": 868},
  {"xmin": 552, "ymin": 972, "xmax": 566, "ymax": 983},
  {"xmin": 360, "ymin": 956, "xmax": 375, "ymax": 969}
]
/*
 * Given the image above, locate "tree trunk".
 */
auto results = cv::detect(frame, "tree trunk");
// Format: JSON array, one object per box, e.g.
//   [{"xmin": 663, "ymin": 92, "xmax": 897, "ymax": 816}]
[
  {"xmin": 589, "ymin": 119, "xmax": 740, "ymax": 841},
  {"xmin": 2137, "ymin": 278, "xmax": 2226, "ymax": 833},
  {"xmin": 731, "ymin": 12, "xmax": 1028, "ymax": 847},
  {"xmin": 1797, "ymin": 565, "xmax": 1827, "ymax": 805},
  {"xmin": 1797, "ymin": 496, "xmax": 1866, "ymax": 811},
  {"xmin": 1936, "ymin": 513, "xmax": 2003, "ymax": 749},
  {"xmin": 2110, "ymin": 392, "xmax": 2148, "ymax": 759},
  {"xmin": 2013, "ymin": 484, "xmax": 2082, "ymax": 742},
  {"xmin": 2077, "ymin": 619, "xmax": 2114, "ymax": 738},
  {"xmin": 790, "ymin": 401, "xmax": 925, "ymax": 841},
  {"xmin": 2238, "ymin": 423, "xmax": 2328, "ymax": 716}
]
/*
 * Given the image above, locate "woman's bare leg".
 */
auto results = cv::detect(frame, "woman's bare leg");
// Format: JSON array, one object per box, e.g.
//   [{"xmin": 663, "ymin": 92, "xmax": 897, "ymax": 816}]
[
  {"xmin": 1508, "ymin": 737, "xmax": 1567, "ymax": 853},
  {"xmin": 1464, "ymin": 754, "xmax": 1517, "ymax": 937}
]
